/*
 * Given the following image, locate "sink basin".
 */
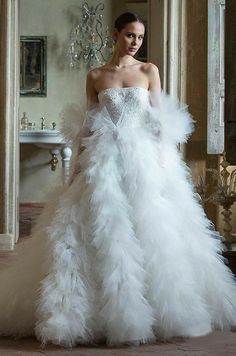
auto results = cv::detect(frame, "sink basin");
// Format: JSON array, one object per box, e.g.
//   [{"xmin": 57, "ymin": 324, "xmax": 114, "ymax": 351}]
[
  {"xmin": 20, "ymin": 129, "xmax": 66, "ymax": 145},
  {"xmin": 19, "ymin": 129, "xmax": 72, "ymax": 176}
]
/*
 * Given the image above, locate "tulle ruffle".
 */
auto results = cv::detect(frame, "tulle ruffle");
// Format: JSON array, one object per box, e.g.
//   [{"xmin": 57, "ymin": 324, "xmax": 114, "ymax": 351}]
[{"xmin": 0, "ymin": 89, "xmax": 235, "ymax": 348}]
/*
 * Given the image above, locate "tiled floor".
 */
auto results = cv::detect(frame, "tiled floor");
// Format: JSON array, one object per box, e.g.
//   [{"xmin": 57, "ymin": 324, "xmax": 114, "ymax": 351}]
[{"xmin": 0, "ymin": 331, "xmax": 235, "ymax": 356}]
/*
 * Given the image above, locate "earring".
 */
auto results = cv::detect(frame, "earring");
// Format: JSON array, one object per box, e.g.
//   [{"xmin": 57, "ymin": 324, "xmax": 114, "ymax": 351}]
[{"xmin": 112, "ymin": 38, "xmax": 116, "ymax": 51}]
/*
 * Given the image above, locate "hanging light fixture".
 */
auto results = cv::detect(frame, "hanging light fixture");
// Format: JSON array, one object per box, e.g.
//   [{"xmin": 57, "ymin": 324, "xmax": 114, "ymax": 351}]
[{"xmin": 67, "ymin": 1, "xmax": 114, "ymax": 69}]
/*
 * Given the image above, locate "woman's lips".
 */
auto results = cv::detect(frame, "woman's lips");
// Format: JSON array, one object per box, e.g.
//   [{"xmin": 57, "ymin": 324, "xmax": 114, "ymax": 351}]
[{"xmin": 129, "ymin": 47, "xmax": 137, "ymax": 51}]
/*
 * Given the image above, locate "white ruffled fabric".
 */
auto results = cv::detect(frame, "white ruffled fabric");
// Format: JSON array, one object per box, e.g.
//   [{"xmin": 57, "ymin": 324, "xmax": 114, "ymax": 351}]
[{"xmin": 0, "ymin": 87, "xmax": 236, "ymax": 348}]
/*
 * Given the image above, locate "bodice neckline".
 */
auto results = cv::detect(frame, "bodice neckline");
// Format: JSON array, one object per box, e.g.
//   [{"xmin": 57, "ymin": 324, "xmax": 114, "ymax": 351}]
[{"xmin": 98, "ymin": 86, "xmax": 149, "ymax": 98}]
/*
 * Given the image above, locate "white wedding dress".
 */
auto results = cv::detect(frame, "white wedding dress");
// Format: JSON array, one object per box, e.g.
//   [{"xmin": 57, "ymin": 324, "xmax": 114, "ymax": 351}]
[{"xmin": 0, "ymin": 87, "xmax": 236, "ymax": 348}]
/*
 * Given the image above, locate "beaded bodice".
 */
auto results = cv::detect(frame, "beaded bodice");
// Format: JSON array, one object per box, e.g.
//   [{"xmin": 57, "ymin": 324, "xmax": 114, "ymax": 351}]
[{"xmin": 97, "ymin": 87, "xmax": 150, "ymax": 126}]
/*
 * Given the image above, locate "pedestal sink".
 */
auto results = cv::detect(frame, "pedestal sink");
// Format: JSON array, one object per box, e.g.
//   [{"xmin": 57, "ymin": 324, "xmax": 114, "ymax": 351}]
[{"xmin": 19, "ymin": 130, "xmax": 72, "ymax": 178}]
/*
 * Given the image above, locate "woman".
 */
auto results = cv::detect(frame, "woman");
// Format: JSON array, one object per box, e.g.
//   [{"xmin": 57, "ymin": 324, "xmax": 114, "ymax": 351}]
[
  {"xmin": 86, "ymin": 17, "xmax": 160, "ymax": 105},
  {"xmin": 0, "ymin": 12, "xmax": 236, "ymax": 348}
]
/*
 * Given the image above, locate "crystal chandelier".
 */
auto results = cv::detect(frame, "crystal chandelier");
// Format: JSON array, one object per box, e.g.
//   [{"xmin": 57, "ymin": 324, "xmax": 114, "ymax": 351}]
[{"xmin": 67, "ymin": 1, "xmax": 114, "ymax": 69}]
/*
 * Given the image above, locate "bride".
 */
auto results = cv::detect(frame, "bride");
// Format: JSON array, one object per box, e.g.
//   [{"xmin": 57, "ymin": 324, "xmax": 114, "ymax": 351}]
[{"xmin": 0, "ymin": 11, "xmax": 236, "ymax": 348}]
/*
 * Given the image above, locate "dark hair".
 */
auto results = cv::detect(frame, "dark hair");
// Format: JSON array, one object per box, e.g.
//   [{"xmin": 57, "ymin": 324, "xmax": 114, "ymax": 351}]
[{"xmin": 114, "ymin": 12, "xmax": 145, "ymax": 32}]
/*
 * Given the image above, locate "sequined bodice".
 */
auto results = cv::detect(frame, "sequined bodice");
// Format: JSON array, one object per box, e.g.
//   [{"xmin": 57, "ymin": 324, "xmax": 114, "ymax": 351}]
[{"xmin": 98, "ymin": 87, "xmax": 150, "ymax": 126}]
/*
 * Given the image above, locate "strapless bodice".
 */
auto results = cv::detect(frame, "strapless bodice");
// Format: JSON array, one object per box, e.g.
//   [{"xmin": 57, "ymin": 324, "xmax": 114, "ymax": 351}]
[{"xmin": 97, "ymin": 87, "xmax": 150, "ymax": 126}]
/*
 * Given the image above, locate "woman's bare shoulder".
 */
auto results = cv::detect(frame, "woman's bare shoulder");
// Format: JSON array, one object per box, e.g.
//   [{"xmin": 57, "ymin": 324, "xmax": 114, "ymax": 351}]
[
  {"xmin": 87, "ymin": 67, "xmax": 102, "ymax": 80},
  {"xmin": 141, "ymin": 62, "xmax": 161, "ymax": 91},
  {"xmin": 141, "ymin": 62, "xmax": 159, "ymax": 74},
  {"xmin": 87, "ymin": 64, "xmax": 109, "ymax": 77}
]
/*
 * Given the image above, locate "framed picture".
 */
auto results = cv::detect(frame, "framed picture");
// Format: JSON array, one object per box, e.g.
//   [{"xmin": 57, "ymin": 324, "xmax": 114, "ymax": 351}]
[{"xmin": 20, "ymin": 36, "xmax": 47, "ymax": 97}]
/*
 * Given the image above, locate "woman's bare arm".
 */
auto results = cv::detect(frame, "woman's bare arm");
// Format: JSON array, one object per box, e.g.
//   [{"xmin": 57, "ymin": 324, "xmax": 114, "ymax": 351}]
[
  {"xmin": 146, "ymin": 63, "xmax": 161, "ymax": 107},
  {"xmin": 147, "ymin": 63, "xmax": 161, "ymax": 93},
  {"xmin": 86, "ymin": 69, "xmax": 99, "ymax": 109}
]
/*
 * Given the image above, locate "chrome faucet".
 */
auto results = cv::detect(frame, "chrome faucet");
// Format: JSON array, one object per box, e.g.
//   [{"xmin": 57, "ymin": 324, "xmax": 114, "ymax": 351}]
[{"xmin": 40, "ymin": 117, "xmax": 45, "ymax": 130}]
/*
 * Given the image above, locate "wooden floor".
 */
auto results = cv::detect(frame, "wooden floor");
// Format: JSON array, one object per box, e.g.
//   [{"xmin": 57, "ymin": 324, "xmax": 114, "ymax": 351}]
[
  {"xmin": 0, "ymin": 331, "xmax": 236, "ymax": 355},
  {"xmin": 19, "ymin": 203, "xmax": 44, "ymax": 237}
]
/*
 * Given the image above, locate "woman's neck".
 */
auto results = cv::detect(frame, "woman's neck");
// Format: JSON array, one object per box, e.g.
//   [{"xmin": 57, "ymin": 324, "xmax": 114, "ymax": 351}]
[{"xmin": 106, "ymin": 51, "xmax": 136, "ymax": 69}]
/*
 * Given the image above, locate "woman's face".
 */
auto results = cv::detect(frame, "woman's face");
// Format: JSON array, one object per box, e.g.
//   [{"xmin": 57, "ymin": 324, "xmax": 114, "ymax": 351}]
[{"xmin": 114, "ymin": 21, "xmax": 145, "ymax": 57}]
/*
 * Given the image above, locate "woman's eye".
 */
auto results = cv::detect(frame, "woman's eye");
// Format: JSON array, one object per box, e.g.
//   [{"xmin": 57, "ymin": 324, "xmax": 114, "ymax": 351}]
[{"xmin": 126, "ymin": 34, "xmax": 144, "ymax": 40}]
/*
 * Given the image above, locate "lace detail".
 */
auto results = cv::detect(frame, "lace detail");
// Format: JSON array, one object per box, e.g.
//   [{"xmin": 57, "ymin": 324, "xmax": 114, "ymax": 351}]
[{"xmin": 98, "ymin": 87, "xmax": 149, "ymax": 126}]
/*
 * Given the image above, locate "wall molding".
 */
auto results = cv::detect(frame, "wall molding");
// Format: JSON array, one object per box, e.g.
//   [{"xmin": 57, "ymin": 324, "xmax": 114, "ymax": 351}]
[
  {"xmin": 148, "ymin": 0, "xmax": 185, "ymax": 99},
  {"xmin": 207, "ymin": 0, "xmax": 225, "ymax": 154},
  {"xmin": 148, "ymin": 0, "xmax": 168, "ymax": 90},
  {"xmin": 0, "ymin": 0, "xmax": 19, "ymax": 250}
]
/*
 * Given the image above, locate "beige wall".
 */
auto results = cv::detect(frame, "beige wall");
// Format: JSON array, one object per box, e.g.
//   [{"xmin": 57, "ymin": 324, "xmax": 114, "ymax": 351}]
[
  {"xmin": 19, "ymin": 0, "xmax": 112, "ymax": 125},
  {"xmin": 19, "ymin": 0, "xmax": 148, "ymax": 203},
  {"xmin": 19, "ymin": 0, "xmax": 112, "ymax": 202}
]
